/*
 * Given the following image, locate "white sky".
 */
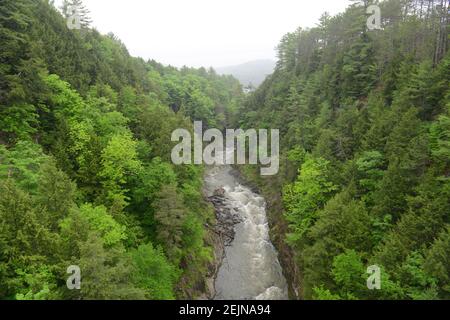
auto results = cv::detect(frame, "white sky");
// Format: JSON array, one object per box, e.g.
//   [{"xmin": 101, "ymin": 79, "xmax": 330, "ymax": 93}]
[{"xmin": 55, "ymin": 0, "xmax": 351, "ymax": 68}]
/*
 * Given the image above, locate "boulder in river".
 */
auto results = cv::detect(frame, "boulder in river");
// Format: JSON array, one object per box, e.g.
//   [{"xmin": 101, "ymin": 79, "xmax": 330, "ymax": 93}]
[{"xmin": 213, "ymin": 187, "xmax": 226, "ymax": 197}]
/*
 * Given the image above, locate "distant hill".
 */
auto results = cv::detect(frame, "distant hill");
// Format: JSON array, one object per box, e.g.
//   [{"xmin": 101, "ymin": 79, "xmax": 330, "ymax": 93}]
[{"xmin": 216, "ymin": 59, "xmax": 276, "ymax": 87}]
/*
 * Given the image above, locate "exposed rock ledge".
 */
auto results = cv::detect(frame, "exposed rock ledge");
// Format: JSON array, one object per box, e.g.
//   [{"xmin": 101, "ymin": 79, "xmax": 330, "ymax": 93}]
[{"xmin": 198, "ymin": 187, "xmax": 242, "ymax": 300}]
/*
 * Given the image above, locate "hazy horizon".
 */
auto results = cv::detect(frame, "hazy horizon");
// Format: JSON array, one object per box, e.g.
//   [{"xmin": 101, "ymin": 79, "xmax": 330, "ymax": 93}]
[{"xmin": 54, "ymin": 0, "xmax": 351, "ymax": 68}]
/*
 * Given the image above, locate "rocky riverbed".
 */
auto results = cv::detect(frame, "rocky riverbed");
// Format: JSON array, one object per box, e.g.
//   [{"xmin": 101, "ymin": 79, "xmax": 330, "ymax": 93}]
[{"xmin": 202, "ymin": 165, "xmax": 288, "ymax": 300}]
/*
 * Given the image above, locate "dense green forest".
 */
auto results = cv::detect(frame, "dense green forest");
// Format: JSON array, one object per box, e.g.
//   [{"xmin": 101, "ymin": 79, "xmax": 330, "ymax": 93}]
[
  {"xmin": 0, "ymin": 0, "xmax": 242, "ymax": 299},
  {"xmin": 1, "ymin": 0, "xmax": 449, "ymax": 301},
  {"xmin": 235, "ymin": 0, "xmax": 449, "ymax": 300}
]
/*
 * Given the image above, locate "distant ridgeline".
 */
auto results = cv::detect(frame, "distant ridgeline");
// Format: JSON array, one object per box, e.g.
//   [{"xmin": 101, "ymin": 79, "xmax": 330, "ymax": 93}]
[
  {"xmin": 0, "ymin": 0, "xmax": 243, "ymax": 299},
  {"xmin": 216, "ymin": 59, "xmax": 276, "ymax": 88},
  {"xmin": 233, "ymin": 1, "xmax": 450, "ymax": 300}
]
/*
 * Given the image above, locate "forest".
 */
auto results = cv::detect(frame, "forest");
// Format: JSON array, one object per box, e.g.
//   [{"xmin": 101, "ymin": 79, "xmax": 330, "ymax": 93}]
[
  {"xmin": 0, "ymin": 0, "xmax": 449, "ymax": 300},
  {"xmin": 0, "ymin": 0, "xmax": 243, "ymax": 299},
  {"xmin": 234, "ymin": 0, "xmax": 450, "ymax": 300}
]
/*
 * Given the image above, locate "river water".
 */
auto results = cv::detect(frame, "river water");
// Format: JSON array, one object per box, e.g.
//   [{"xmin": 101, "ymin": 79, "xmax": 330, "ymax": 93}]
[{"xmin": 204, "ymin": 162, "xmax": 288, "ymax": 300}]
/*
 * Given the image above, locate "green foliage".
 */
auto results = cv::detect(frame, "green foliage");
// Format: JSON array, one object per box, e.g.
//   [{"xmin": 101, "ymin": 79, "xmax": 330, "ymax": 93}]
[
  {"xmin": 0, "ymin": 141, "xmax": 48, "ymax": 193},
  {"xmin": 14, "ymin": 266, "xmax": 59, "ymax": 300},
  {"xmin": 236, "ymin": 0, "xmax": 450, "ymax": 300},
  {"xmin": 356, "ymin": 151, "xmax": 385, "ymax": 191},
  {"xmin": 75, "ymin": 233, "xmax": 146, "ymax": 300},
  {"xmin": 99, "ymin": 133, "xmax": 142, "ymax": 207},
  {"xmin": 36, "ymin": 159, "xmax": 76, "ymax": 228},
  {"xmin": 283, "ymin": 155, "xmax": 337, "ymax": 244},
  {"xmin": 153, "ymin": 184, "xmax": 188, "ymax": 264},
  {"xmin": 331, "ymin": 250, "xmax": 366, "ymax": 298},
  {"xmin": 130, "ymin": 244, "xmax": 178, "ymax": 300},
  {"xmin": 312, "ymin": 286, "xmax": 342, "ymax": 300},
  {"xmin": 0, "ymin": 104, "xmax": 38, "ymax": 140},
  {"xmin": 0, "ymin": 180, "xmax": 56, "ymax": 298},
  {"xmin": 430, "ymin": 102, "xmax": 450, "ymax": 167},
  {"xmin": 0, "ymin": 0, "xmax": 239, "ymax": 300},
  {"xmin": 134, "ymin": 158, "xmax": 177, "ymax": 203},
  {"xmin": 1, "ymin": 0, "xmax": 448, "ymax": 301},
  {"xmin": 78, "ymin": 204, "xmax": 127, "ymax": 247},
  {"xmin": 397, "ymin": 252, "xmax": 438, "ymax": 300},
  {"xmin": 424, "ymin": 227, "xmax": 450, "ymax": 299},
  {"xmin": 43, "ymin": 74, "xmax": 87, "ymax": 120}
]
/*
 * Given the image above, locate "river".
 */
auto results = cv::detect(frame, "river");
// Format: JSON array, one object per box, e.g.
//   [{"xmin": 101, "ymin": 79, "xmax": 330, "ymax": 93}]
[{"xmin": 204, "ymin": 162, "xmax": 288, "ymax": 300}]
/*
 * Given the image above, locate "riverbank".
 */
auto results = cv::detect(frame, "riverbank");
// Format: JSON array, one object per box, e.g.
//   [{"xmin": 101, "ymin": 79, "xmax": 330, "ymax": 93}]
[{"xmin": 199, "ymin": 187, "xmax": 241, "ymax": 300}]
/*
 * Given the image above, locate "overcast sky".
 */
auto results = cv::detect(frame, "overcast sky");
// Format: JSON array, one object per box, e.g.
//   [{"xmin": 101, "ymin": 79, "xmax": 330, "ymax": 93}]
[{"xmin": 55, "ymin": 0, "xmax": 352, "ymax": 68}]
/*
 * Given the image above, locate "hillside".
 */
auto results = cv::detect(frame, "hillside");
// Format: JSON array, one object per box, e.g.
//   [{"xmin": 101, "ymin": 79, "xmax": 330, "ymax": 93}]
[
  {"xmin": 234, "ymin": 1, "xmax": 450, "ymax": 300},
  {"xmin": 0, "ymin": 0, "xmax": 243, "ymax": 300}
]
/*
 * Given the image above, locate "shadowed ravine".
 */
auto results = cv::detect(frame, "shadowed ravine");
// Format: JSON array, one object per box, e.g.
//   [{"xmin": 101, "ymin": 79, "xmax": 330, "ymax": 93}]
[{"xmin": 204, "ymin": 161, "xmax": 288, "ymax": 300}]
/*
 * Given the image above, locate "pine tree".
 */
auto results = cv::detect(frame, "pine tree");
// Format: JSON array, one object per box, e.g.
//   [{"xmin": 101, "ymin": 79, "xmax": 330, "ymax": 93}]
[
  {"xmin": 154, "ymin": 184, "xmax": 187, "ymax": 264},
  {"xmin": 0, "ymin": 0, "xmax": 42, "ymax": 142},
  {"xmin": 424, "ymin": 227, "xmax": 450, "ymax": 298}
]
